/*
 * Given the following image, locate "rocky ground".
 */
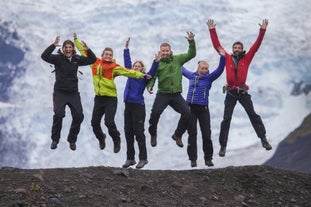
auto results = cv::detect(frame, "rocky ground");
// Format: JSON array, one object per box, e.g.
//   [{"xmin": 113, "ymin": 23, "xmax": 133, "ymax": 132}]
[{"xmin": 0, "ymin": 165, "xmax": 310, "ymax": 207}]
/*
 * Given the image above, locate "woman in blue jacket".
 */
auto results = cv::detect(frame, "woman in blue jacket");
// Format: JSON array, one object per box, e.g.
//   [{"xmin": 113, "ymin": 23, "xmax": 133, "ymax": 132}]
[
  {"xmin": 182, "ymin": 47, "xmax": 225, "ymax": 167},
  {"xmin": 122, "ymin": 38, "xmax": 161, "ymax": 169}
]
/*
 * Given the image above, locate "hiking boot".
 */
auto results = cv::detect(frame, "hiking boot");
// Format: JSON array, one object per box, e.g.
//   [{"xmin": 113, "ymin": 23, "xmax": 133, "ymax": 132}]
[
  {"xmin": 151, "ymin": 135, "xmax": 157, "ymax": 147},
  {"xmin": 50, "ymin": 141, "xmax": 58, "ymax": 150},
  {"xmin": 113, "ymin": 138, "xmax": 121, "ymax": 153},
  {"xmin": 219, "ymin": 146, "xmax": 226, "ymax": 157},
  {"xmin": 69, "ymin": 143, "xmax": 76, "ymax": 151},
  {"xmin": 136, "ymin": 160, "xmax": 148, "ymax": 169},
  {"xmin": 171, "ymin": 134, "xmax": 183, "ymax": 148},
  {"xmin": 99, "ymin": 138, "xmax": 106, "ymax": 150},
  {"xmin": 191, "ymin": 160, "xmax": 197, "ymax": 168},
  {"xmin": 261, "ymin": 138, "xmax": 272, "ymax": 150},
  {"xmin": 122, "ymin": 160, "xmax": 136, "ymax": 168},
  {"xmin": 99, "ymin": 134, "xmax": 106, "ymax": 150},
  {"xmin": 205, "ymin": 159, "xmax": 214, "ymax": 167}
]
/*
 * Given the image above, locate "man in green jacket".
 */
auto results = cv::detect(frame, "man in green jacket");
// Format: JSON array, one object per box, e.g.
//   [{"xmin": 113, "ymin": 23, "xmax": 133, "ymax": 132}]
[{"xmin": 147, "ymin": 31, "xmax": 198, "ymax": 167}]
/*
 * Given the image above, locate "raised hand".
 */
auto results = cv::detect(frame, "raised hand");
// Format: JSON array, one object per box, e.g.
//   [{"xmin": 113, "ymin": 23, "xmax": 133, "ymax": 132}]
[
  {"xmin": 218, "ymin": 46, "xmax": 226, "ymax": 56},
  {"xmin": 154, "ymin": 51, "xmax": 162, "ymax": 62},
  {"xmin": 259, "ymin": 19, "xmax": 269, "ymax": 29},
  {"xmin": 185, "ymin": 31, "xmax": 195, "ymax": 41},
  {"xmin": 54, "ymin": 36, "xmax": 60, "ymax": 46},
  {"xmin": 207, "ymin": 19, "xmax": 216, "ymax": 29},
  {"xmin": 81, "ymin": 41, "xmax": 89, "ymax": 50},
  {"xmin": 125, "ymin": 37, "xmax": 130, "ymax": 49}
]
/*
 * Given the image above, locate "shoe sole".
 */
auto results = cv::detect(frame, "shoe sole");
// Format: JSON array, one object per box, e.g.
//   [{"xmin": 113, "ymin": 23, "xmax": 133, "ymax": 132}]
[
  {"xmin": 171, "ymin": 135, "xmax": 183, "ymax": 148},
  {"xmin": 151, "ymin": 136, "xmax": 157, "ymax": 147},
  {"xmin": 114, "ymin": 139, "xmax": 121, "ymax": 153},
  {"xmin": 99, "ymin": 140, "xmax": 106, "ymax": 150},
  {"xmin": 122, "ymin": 161, "xmax": 137, "ymax": 168},
  {"xmin": 50, "ymin": 145, "xmax": 57, "ymax": 150},
  {"xmin": 136, "ymin": 161, "xmax": 148, "ymax": 169}
]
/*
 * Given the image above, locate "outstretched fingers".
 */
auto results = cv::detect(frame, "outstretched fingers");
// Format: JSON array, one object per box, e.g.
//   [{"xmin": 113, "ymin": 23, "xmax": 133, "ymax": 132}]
[
  {"xmin": 185, "ymin": 31, "xmax": 195, "ymax": 40},
  {"xmin": 259, "ymin": 19, "xmax": 269, "ymax": 29}
]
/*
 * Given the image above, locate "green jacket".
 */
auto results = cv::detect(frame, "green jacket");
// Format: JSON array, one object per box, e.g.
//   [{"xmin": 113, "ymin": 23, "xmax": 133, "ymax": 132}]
[{"xmin": 147, "ymin": 40, "xmax": 196, "ymax": 94}]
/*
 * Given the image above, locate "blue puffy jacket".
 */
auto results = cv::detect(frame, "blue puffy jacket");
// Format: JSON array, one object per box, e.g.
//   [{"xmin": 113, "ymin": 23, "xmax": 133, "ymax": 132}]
[{"xmin": 182, "ymin": 55, "xmax": 225, "ymax": 106}]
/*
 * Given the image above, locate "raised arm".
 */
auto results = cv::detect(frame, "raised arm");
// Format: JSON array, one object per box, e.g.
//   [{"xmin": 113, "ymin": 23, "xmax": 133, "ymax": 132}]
[
  {"xmin": 246, "ymin": 19, "xmax": 268, "ymax": 60},
  {"xmin": 259, "ymin": 19, "xmax": 269, "ymax": 30},
  {"xmin": 209, "ymin": 47, "xmax": 226, "ymax": 81},
  {"xmin": 207, "ymin": 19, "xmax": 227, "ymax": 54},
  {"xmin": 177, "ymin": 31, "xmax": 196, "ymax": 64},
  {"xmin": 41, "ymin": 36, "xmax": 60, "ymax": 63},
  {"xmin": 185, "ymin": 31, "xmax": 196, "ymax": 61},
  {"xmin": 74, "ymin": 33, "xmax": 88, "ymax": 56},
  {"xmin": 123, "ymin": 37, "xmax": 132, "ymax": 68}
]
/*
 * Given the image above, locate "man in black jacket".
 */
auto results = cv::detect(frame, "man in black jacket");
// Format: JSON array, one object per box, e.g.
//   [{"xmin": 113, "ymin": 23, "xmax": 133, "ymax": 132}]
[{"xmin": 41, "ymin": 36, "xmax": 96, "ymax": 151}]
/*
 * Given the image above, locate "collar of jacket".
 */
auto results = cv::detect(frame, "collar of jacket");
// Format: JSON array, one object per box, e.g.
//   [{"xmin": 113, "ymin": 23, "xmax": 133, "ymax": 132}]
[
  {"xmin": 231, "ymin": 51, "xmax": 246, "ymax": 60},
  {"xmin": 160, "ymin": 55, "xmax": 173, "ymax": 63}
]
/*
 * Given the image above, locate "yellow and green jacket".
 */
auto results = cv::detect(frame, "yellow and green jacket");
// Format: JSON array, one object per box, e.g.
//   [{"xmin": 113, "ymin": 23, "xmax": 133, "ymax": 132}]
[{"xmin": 74, "ymin": 37, "xmax": 145, "ymax": 97}]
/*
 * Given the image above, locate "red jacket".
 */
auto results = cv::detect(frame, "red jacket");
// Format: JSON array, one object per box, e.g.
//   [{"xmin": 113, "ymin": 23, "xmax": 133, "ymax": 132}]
[{"xmin": 209, "ymin": 28, "xmax": 266, "ymax": 87}]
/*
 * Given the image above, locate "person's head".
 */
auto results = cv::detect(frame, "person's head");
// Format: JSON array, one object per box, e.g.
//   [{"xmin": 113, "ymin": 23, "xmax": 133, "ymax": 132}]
[
  {"xmin": 197, "ymin": 60, "xmax": 209, "ymax": 76},
  {"xmin": 62, "ymin": 40, "xmax": 75, "ymax": 58},
  {"xmin": 232, "ymin": 41, "xmax": 244, "ymax": 55},
  {"xmin": 159, "ymin": 42, "xmax": 172, "ymax": 58},
  {"xmin": 101, "ymin": 47, "xmax": 114, "ymax": 61},
  {"xmin": 132, "ymin": 61, "xmax": 146, "ymax": 72}
]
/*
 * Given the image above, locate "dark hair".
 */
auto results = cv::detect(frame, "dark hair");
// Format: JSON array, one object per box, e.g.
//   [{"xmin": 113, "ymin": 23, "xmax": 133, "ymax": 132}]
[
  {"xmin": 62, "ymin": 40, "xmax": 75, "ymax": 48},
  {"xmin": 232, "ymin": 41, "xmax": 244, "ymax": 50},
  {"xmin": 101, "ymin": 47, "xmax": 113, "ymax": 56}
]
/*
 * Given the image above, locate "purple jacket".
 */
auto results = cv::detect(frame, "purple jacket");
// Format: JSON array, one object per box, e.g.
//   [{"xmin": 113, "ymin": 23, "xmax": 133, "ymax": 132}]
[
  {"xmin": 182, "ymin": 55, "xmax": 225, "ymax": 106},
  {"xmin": 123, "ymin": 49, "xmax": 158, "ymax": 104}
]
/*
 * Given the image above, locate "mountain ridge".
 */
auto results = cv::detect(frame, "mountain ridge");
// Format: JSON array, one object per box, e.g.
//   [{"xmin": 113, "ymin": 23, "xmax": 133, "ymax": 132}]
[{"xmin": 264, "ymin": 113, "xmax": 311, "ymax": 173}]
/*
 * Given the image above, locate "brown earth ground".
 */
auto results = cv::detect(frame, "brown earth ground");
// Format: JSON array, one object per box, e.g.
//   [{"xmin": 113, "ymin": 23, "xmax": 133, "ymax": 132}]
[{"xmin": 0, "ymin": 165, "xmax": 310, "ymax": 207}]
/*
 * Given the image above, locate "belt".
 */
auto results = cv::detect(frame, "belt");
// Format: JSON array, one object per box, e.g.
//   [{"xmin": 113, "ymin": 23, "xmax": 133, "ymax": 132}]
[{"xmin": 223, "ymin": 84, "xmax": 249, "ymax": 93}]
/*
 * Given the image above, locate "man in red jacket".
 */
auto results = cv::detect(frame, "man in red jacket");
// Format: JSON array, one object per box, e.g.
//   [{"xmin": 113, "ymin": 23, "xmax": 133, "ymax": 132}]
[{"xmin": 207, "ymin": 19, "xmax": 272, "ymax": 157}]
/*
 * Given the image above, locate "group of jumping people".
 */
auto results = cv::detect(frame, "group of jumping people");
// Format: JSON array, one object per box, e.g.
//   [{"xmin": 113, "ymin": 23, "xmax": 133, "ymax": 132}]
[{"xmin": 41, "ymin": 19, "xmax": 272, "ymax": 169}]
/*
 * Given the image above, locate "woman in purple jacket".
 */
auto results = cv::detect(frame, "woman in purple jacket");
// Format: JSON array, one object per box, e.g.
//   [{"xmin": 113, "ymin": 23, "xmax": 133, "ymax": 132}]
[
  {"xmin": 122, "ymin": 38, "xmax": 161, "ymax": 169},
  {"xmin": 182, "ymin": 47, "xmax": 225, "ymax": 167}
]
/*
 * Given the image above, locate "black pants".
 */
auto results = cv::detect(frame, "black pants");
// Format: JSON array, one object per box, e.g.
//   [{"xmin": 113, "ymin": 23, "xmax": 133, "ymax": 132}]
[
  {"xmin": 219, "ymin": 91, "xmax": 266, "ymax": 147},
  {"xmin": 189, "ymin": 104, "xmax": 213, "ymax": 161},
  {"xmin": 124, "ymin": 102, "xmax": 147, "ymax": 161},
  {"xmin": 91, "ymin": 96, "xmax": 120, "ymax": 142},
  {"xmin": 51, "ymin": 91, "xmax": 84, "ymax": 144},
  {"xmin": 148, "ymin": 93, "xmax": 197, "ymax": 161}
]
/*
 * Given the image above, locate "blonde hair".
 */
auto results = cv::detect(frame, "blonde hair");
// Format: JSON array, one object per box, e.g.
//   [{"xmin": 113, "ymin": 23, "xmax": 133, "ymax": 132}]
[
  {"xmin": 133, "ymin": 60, "xmax": 146, "ymax": 72},
  {"xmin": 197, "ymin": 60, "xmax": 209, "ymax": 67}
]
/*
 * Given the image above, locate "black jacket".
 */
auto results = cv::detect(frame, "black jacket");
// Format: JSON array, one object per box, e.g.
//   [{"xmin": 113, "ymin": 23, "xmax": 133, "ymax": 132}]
[{"xmin": 41, "ymin": 44, "xmax": 96, "ymax": 93}]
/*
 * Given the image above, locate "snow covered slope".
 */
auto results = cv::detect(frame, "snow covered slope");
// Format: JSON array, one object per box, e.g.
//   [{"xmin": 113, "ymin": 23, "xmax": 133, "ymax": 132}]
[{"xmin": 0, "ymin": 0, "xmax": 310, "ymax": 170}]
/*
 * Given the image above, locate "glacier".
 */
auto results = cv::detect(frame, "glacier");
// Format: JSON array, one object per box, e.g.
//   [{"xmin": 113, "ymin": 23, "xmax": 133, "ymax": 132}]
[{"xmin": 0, "ymin": 0, "xmax": 310, "ymax": 170}]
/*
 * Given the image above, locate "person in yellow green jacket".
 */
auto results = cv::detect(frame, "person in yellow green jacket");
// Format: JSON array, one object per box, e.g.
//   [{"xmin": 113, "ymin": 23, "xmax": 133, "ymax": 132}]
[{"xmin": 74, "ymin": 34, "xmax": 151, "ymax": 154}]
